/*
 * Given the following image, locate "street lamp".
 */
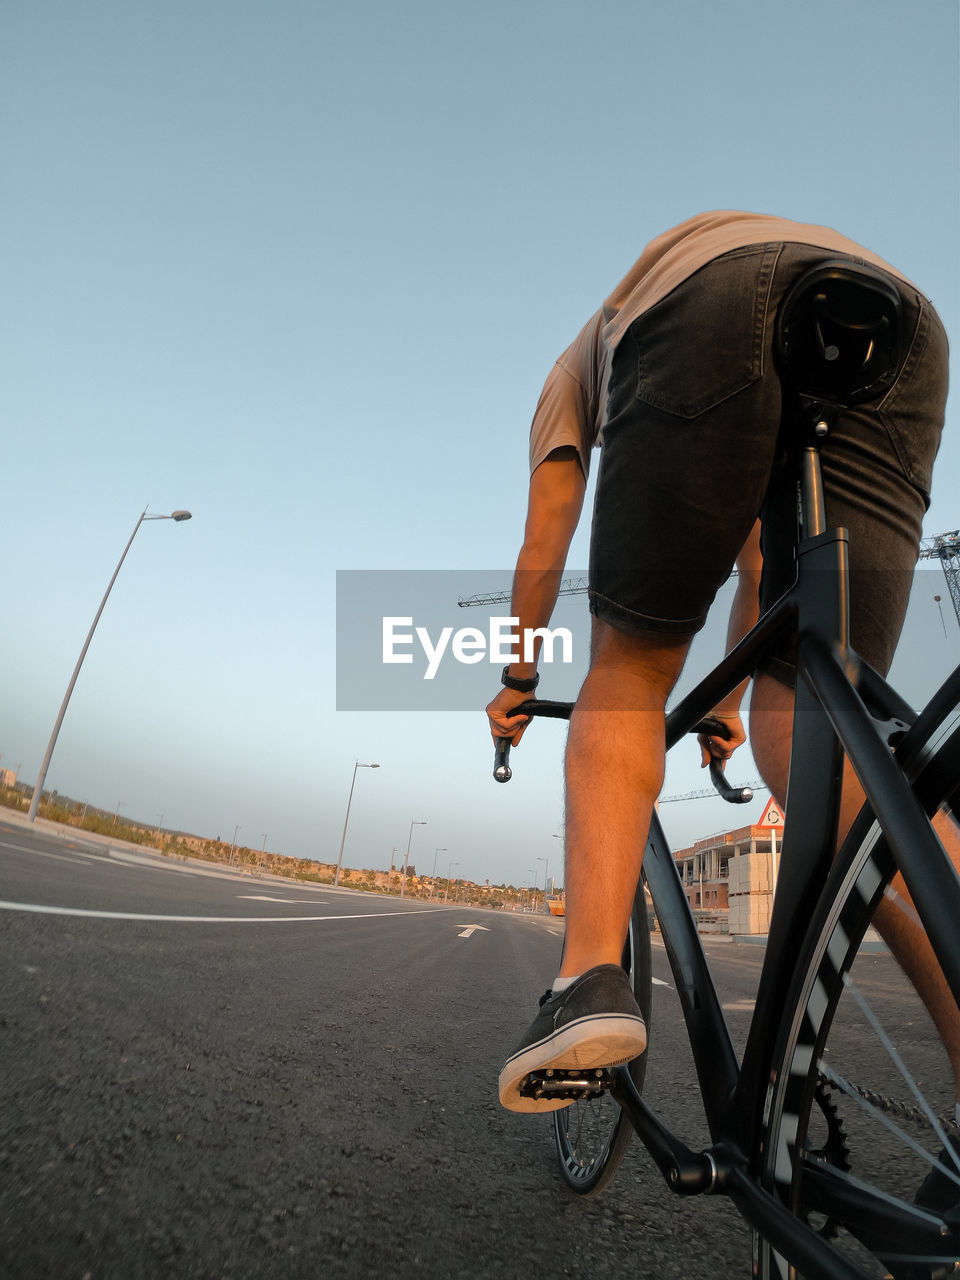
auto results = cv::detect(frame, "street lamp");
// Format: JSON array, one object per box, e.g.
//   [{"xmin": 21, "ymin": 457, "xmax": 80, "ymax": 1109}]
[
  {"xmin": 335, "ymin": 761, "xmax": 380, "ymax": 886},
  {"xmin": 431, "ymin": 847, "xmax": 447, "ymax": 900},
  {"xmin": 400, "ymin": 820, "xmax": 426, "ymax": 898},
  {"xmin": 538, "ymin": 855, "xmax": 549, "ymax": 913},
  {"xmin": 27, "ymin": 507, "xmax": 192, "ymax": 822},
  {"xmin": 552, "ymin": 833, "xmax": 563, "ymax": 906},
  {"xmin": 444, "ymin": 860, "xmax": 459, "ymax": 904},
  {"xmin": 229, "ymin": 823, "xmax": 241, "ymax": 865}
]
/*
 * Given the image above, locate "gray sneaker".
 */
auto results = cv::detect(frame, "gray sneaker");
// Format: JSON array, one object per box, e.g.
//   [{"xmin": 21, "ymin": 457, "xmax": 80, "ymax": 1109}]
[{"xmin": 498, "ymin": 965, "xmax": 647, "ymax": 1114}]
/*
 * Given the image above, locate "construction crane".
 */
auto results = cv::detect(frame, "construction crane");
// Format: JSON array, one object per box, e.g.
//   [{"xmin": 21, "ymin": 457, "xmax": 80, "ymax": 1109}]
[
  {"xmin": 659, "ymin": 782, "xmax": 767, "ymax": 804},
  {"xmin": 458, "ymin": 577, "xmax": 588, "ymax": 608},
  {"xmin": 458, "ymin": 572, "xmax": 745, "ymax": 608},
  {"xmin": 461, "ymin": 532, "xmax": 960, "ymax": 623},
  {"xmin": 919, "ymin": 530, "xmax": 960, "ymax": 629}
]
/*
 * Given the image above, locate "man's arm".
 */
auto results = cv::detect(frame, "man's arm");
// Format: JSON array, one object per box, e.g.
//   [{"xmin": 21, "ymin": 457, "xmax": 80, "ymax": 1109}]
[
  {"xmin": 699, "ymin": 519, "xmax": 762, "ymax": 766},
  {"xmin": 486, "ymin": 445, "xmax": 586, "ymax": 745}
]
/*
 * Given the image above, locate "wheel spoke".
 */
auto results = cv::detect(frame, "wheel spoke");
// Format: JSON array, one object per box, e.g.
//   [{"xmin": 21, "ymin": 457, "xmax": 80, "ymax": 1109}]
[
  {"xmin": 818, "ymin": 1060, "xmax": 953, "ymax": 1184},
  {"xmin": 839, "ymin": 971, "xmax": 959, "ymax": 1165}
]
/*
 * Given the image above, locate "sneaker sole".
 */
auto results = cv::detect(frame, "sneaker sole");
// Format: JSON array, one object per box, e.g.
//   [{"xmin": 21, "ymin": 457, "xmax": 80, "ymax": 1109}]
[{"xmin": 498, "ymin": 1014, "xmax": 647, "ymax": 1114}]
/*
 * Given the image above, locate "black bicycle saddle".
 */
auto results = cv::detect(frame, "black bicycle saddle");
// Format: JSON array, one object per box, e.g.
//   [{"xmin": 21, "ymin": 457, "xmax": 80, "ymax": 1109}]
[{"xmin": 775, "ymin": 259, "xmax": 905, "ymax": 407}]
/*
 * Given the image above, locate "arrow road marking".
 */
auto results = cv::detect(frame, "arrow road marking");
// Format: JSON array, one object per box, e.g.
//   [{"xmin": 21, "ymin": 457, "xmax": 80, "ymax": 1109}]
[{"xmin": 458, "ymin": 925, "xmax": 491, "ymax": 938}]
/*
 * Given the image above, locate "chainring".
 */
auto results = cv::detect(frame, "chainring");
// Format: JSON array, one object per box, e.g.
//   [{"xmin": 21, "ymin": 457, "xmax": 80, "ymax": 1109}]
[{"xmin": 802, "ymin": 1080, "xmax": 852, "ymax": 1238}]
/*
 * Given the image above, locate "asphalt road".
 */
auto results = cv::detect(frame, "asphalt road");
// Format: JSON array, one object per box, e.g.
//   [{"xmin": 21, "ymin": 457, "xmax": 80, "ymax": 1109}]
[{"xmin": 2, "ymin": 816, "xmax": 936, "ymax": 1279}]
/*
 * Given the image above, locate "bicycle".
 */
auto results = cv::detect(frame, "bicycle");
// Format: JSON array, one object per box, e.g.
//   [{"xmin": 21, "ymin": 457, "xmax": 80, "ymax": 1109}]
[{"xmin": 492, "ymin": 260, "xmax": 960, "ymax": 1279}]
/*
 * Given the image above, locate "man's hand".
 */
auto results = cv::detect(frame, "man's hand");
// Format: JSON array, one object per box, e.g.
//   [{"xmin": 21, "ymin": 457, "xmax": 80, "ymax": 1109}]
[
  {"xmin": 484, "ymin": 446, "xmax": 585, "ymax": 754},
  {"xmin": 698, "ymin": 524, "xmax": 760, "ymax": 771},
  {"xmin": 698, "ymin": 712, "xmax": 746, "ymax": 769},
  {"xmin": 486, "ymin": 686, "xmax": 535, "ymax": 746}
]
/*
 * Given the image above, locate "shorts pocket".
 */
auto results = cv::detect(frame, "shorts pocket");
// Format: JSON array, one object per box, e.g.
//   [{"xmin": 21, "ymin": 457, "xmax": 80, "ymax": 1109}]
[
  {"xmin": 877, "ymin": 298, "xmax": 949, "ymax": 499},
  {"xmin": 629, "ymin": 243, "xmax": 780, "ymax": 419}
]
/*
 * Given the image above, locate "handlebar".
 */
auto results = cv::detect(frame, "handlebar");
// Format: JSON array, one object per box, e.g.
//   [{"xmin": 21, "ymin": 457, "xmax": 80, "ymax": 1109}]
[
  {"xmin": 708, "ymin": 759, "xmax": 754, "ymax": 804},
  {"xmin": 493, "ymin": 704, "xmax": 753, "ymax": 804}
]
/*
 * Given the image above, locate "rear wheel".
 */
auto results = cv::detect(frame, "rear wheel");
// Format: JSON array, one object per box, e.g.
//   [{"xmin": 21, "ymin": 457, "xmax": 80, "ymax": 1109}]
[
  {"xmin": 756, "ymin": 672, "xmax": 960, "ymax": 1278},
  {"xmin": 553, "ymin": 875, "xmax": 652, "ymax": 1196}
]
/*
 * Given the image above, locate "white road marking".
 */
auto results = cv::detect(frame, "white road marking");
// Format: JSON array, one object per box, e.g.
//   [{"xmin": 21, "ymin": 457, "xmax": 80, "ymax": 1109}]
[
  {"xmin": 108, "ymin": 850, "xmax": 253, "ymax": 880},
  {"xmin": 0, "ymin": 841, "xmax": 101, "ymax": 866},
  {"xmin": 652, "ymin": 976, "xmax": 670, "ymax": 987},
  {"xmin": 238, "ymin": 895, "xmax": 332, "ymax": 904},
  {"xmin": 457, "ymin": 925, "xmax": 490, "ymax": 938},
  {"xmin": 0, "ymin": 901, "xmax": 433, "ymax": 924}
]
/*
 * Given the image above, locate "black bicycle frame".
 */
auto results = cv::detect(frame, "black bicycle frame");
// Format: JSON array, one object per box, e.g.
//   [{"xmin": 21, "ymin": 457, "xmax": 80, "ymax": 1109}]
[
  {"xmin": 597, "ymin": 505, "xmax": 960, "ymax": 1276},
  {"xmin": 498, "ymin": 409, "xmax": 959, "ymax": 1274}
]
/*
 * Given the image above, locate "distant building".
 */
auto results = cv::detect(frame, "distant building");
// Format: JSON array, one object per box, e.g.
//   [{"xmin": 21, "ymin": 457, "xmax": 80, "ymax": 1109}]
[
  {"xmin": 672, "ymin": 797, "xmax": 785, "ymax": 934},
  {"xmin": 0, "ymin": 768, "xmax": 18, "ymax": 789}
]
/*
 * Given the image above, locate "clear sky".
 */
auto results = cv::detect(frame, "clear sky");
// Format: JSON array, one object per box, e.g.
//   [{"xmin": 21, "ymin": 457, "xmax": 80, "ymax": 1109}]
[{"xmin": 3, "ymin": 0, "xmax": 958, "ymax": 891}]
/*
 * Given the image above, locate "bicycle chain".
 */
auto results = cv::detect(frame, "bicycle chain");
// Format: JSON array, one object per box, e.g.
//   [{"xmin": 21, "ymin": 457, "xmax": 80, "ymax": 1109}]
[{"xmin": 819, "ymin": 1069, "xmax": 959, "ymax": 1133}]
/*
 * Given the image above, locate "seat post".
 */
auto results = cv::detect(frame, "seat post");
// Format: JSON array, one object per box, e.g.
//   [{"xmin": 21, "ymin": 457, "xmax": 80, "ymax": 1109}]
[{"xmin": 799, "ymin": 413, "xmax": 834, "ymax": 539}]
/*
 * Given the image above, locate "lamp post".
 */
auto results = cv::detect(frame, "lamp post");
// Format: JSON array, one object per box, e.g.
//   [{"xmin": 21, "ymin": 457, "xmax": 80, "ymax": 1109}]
[
  {"xmin": 228, "ymin": 823, "xmax": 241, "ymax": 865},
  {"xmin": 537, "ymin": 855, "xmax": 549, "ymax": 913},
  {"xmin": 27, "ymin": 508, "xmax": 192, "ymax": 822},
  {"xmin": 400, "ymin": 820, "xmax": 426, "ymax": 898},
  {"xmin": 258, "ymin": 832, "xmax": 267, "ymax": 876},
  {"xmin": 431, "ymin": 847, "xmax": 447, "ymax": 900},
  {"xmin": 335, "ymin": 761, "xmax": 380, "ymax": 886},
  {"xmin": 527, "ymin": 868, "xmax": 535, "ymax": 914},
  {"xmin": 444, "ymin": 860, "xmax": 459, "ymax": 904},
  {"xmin": 156, "ymin": 812, "xmax": 164, "ymax": 850}
]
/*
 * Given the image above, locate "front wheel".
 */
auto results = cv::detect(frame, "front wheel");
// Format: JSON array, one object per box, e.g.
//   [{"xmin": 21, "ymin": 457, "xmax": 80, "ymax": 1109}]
[
  {"xmin": 553, "ymin": 874, "xmax": 653, "ymax": 1196},
  {"xmin": 756, "ymin": 670, "xmax": 960, "ymax": 1278}
]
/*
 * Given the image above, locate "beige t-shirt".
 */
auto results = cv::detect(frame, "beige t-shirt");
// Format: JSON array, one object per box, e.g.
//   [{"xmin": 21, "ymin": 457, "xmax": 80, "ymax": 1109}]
[{"xmin": 528, "ymin": 210, "xmax": 912, "ymax": 476}]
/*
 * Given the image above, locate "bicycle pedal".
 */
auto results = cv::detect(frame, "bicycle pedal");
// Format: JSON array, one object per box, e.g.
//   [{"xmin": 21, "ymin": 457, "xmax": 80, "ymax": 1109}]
[{"xmin": 519, "ymin": 1067, "xmax": 615, "ymax": 1101}]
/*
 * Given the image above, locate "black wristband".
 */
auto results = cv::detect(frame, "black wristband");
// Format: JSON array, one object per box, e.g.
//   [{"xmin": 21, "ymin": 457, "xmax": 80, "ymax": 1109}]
[{"xmin": 501, "ymin": 666, "xmax": 540, "ymax": 693}]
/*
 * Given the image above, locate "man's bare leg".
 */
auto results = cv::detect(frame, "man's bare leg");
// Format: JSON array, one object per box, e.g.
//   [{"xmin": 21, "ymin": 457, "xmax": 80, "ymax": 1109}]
[
  {"xmin": 497, "ymin": 619, "xmax": 689, "ymax": 1111},
  {"xmin": 750, "ymin": 673, "xmax": 960, "ymax": 1094},
  {"xmin": 557, "ymin": 620, "xmax": 691, "ymax": 980}
]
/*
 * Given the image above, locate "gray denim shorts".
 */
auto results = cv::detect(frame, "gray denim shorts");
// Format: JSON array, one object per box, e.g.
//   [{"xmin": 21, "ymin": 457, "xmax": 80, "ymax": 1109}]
[{"xmin": 588, "ymin": 241, "xmax": 950, "ymax": 679}]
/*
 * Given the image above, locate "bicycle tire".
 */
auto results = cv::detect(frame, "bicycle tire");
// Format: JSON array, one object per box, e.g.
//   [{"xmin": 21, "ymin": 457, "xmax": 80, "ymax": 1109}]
[
  {"xmin": 756, "ymin": 668, "xmax": 960, "ymax": 1279},
  {"xmin": 553, "ymin": 874, "xmax": 653, "ymax": 1196}
]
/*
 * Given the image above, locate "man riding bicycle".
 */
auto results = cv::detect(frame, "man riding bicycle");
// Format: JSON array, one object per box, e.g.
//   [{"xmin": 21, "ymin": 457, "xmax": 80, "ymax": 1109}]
[{"xmin": 485, "ymin": 211, "xmax": 953, "ymax": 1133}]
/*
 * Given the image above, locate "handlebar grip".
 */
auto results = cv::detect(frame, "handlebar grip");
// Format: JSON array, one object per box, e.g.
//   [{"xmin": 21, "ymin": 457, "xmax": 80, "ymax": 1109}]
[
  {"xmin": 514, "ymin": 699, "xmax": 573, "ymax": 720},
  {"xmin": 709, "ymin": 759, "xmax": 753, "ymax": 804},
  {"xmin": 493, "ymin": 701, "xmax": 560, "ymax": 783},
  {"xmin": 494, "ymin": 737, "xmax": 512, "ymax": 783}
]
